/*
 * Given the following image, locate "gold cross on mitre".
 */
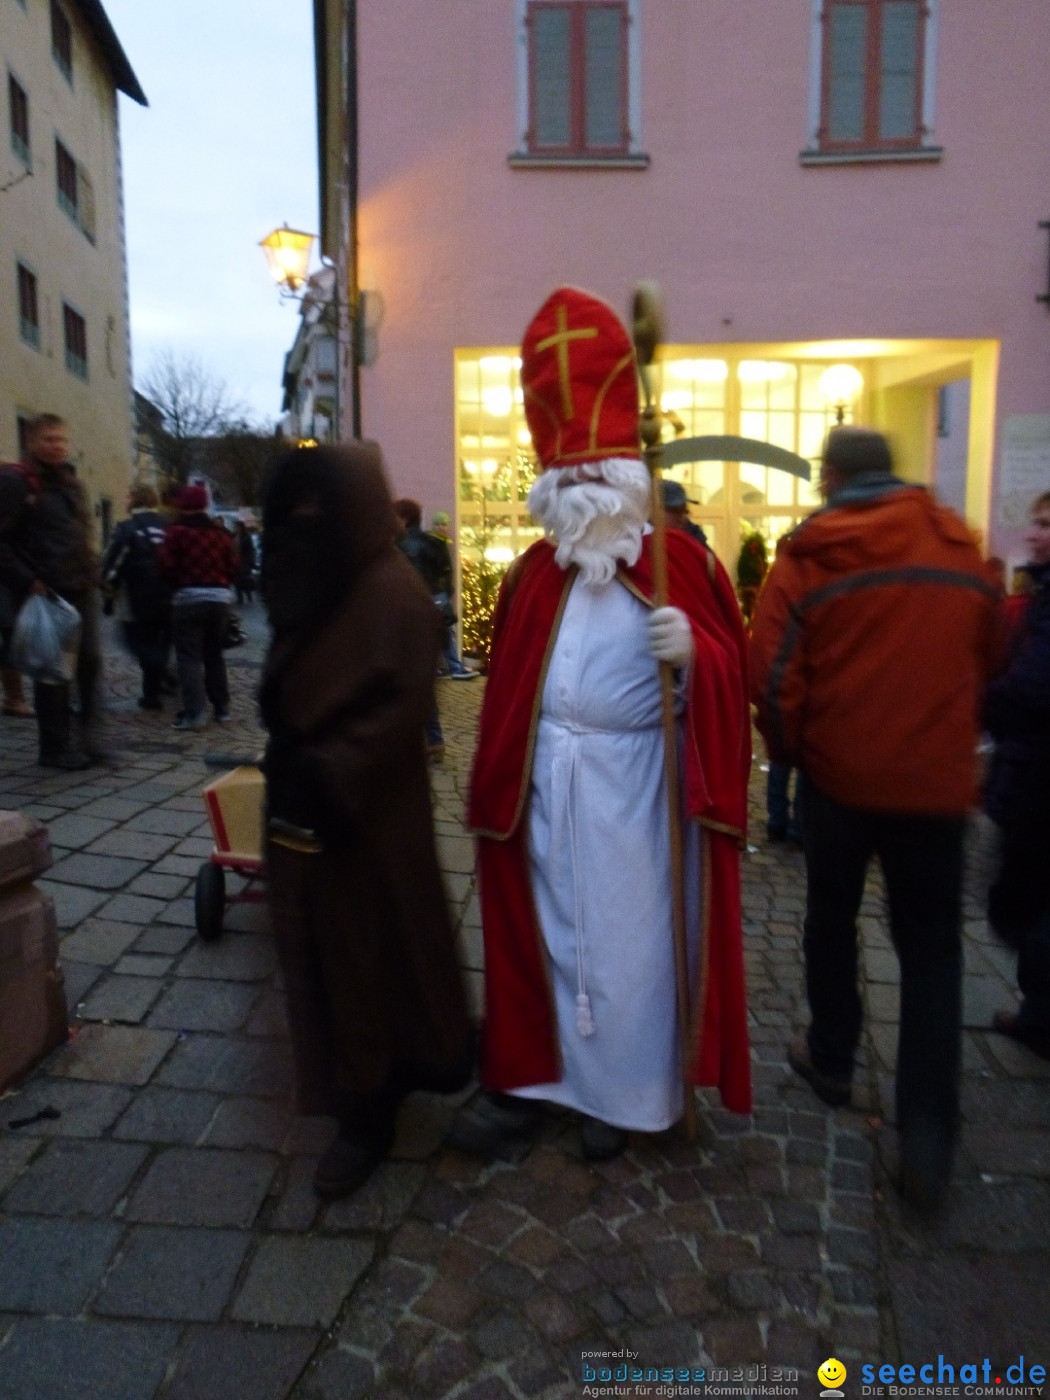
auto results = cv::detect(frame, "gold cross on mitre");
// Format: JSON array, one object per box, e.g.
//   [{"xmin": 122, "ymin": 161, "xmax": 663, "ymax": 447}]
[{"xmin": 535, "ymin": 302, "xmax": 599, "ymax": 422}]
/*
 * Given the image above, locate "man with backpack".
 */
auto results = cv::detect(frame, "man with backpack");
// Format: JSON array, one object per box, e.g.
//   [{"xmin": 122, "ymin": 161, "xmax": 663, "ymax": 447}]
[{"xmin": 101, "ymin": 483, "xmax": 171, "ymax": 711}]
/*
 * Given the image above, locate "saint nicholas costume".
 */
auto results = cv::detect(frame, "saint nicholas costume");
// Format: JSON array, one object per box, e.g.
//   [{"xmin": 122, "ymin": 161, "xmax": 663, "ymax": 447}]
[{"xmin": 469, "ymin": 288, "xmax": 753, "ymax": 1128}]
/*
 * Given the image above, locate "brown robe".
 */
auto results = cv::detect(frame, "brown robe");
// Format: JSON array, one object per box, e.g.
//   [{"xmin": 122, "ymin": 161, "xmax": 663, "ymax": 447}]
[{"xmin": 261, "ymin": 444, "xmax": 471, "ymax": 1115}]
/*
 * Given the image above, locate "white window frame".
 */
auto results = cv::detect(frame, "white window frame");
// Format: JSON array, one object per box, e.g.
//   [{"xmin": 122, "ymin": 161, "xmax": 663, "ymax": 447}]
[
  {"xmin": 803, "ymin": 0, "xmax": 940, "ymax": 163},
  {"xmin": 511, "ymin": 0, "xmax": 646, "ymax": 166}
]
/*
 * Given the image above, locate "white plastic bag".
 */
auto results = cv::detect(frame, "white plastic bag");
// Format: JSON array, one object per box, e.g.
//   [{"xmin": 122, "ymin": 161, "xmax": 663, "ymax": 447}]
[{"xmin": 11, "ymin": 592, "xmax": 82, "ymax": 682}]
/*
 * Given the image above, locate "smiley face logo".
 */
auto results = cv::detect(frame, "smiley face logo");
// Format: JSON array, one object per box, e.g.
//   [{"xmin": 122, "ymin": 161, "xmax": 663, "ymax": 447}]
[{"xmin": 819, "ymin": 1359, "xmax": 847, "ymax": 1395}]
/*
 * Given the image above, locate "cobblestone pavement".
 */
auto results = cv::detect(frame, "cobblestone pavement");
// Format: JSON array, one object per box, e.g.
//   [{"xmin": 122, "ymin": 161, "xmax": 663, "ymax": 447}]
[{"xmin": 0, "ymin": 605, "xmax": 1047, "ymax": 1399}]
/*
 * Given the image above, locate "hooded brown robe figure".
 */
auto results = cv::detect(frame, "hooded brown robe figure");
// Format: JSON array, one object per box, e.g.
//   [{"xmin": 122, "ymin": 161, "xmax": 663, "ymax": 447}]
[{"xmin": 260, "ymin": 443, "xmax": 473, "ymax": 1198}]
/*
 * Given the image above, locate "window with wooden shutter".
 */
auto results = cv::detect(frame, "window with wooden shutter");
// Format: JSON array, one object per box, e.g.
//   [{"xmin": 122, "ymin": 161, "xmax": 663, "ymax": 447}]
[
  {"xmin": 8, "ymin": 73, "xmax": 30, "ymax": 167},
  {"xmin": 17, "ymin": 263, "xmax": 39, "ymax": 349},
  {"xmin": 820, "ymin": 0, "xmax": 926, "ymax": 152},
  {"xmin": 55, "ymin": 137, "xmax": 78, "ymax": 220},
  {"xmin": 77, "ymin": 164, "xmax": 96, "ymax": 243},
  {"xmin": 51, "ymin": 1, "xmax": 73, "ymax": 84},
  {"xmin": 63, "ymin": 303, "xmax": 87, "ymax": 380},
  {"xmin": 527, "ymin": 1, "xmax": 628, "ymax": 156}
]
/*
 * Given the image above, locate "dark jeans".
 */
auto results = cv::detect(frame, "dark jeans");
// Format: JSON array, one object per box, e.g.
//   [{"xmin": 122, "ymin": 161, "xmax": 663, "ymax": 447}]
[
  {"xmin": 172, "ymin": 601, "xmax": 230, "ymax": 718},
  {"xmin": 122, "ymin": 618, "xmax": 170, "ymax": 703},
  {"xmin": 66, "ymin": 589, "xmax": 102, "ymax": 723},
  {"xmin": 801, "ymin": 777, "xmax": 964, "ymax": 1142},
  {"xmin": 425, "ymin": 693, "xmax": 443, "ymax": 747},
  {"xmin": 767, "ymin": 761, "xmax": 803, "ymax": 839},
  {"xmin": 988, "ymin": 821, "xmax": 1050, "ymax": 1029},
  {"xmin": 1016, "ymin": 909, "xmax": 1050, "ymax": 1030}
]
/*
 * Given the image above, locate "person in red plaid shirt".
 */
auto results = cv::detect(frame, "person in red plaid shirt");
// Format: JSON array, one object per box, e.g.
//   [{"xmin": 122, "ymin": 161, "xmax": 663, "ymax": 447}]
[{"xmin": 158, "ymin": 484, "xmax": 238, "ymax": 729}]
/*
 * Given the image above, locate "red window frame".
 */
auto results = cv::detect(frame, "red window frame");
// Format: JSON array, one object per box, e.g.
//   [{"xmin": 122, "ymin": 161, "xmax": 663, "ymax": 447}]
[
  {"xmin": 819, "ymin": 0, "xmax": 926, "ymax": 153},
  {"xmin": 527, "ymin": 0, "xmax": 629, "ymax": 157}
]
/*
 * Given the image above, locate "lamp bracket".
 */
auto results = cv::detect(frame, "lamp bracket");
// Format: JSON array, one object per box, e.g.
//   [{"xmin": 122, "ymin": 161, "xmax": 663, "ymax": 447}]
[{"xmin": 1038, "ymin": 220, "xmax": 1050, "ymax": 306}]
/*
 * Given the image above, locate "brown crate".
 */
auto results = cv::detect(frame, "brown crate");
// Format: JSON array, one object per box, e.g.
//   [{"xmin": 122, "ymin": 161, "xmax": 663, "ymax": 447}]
[
  {"xmin": 0, "ymin": 812, "xmax": 52, "ymax": 892},
  {"xmin": 0, "ymin": 885, "xmax": 68, "ymax": 1092}
]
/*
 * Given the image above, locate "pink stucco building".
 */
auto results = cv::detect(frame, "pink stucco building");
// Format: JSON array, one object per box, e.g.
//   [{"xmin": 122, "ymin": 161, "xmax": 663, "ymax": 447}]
[{"xmin": 312, "ymin": 0, "xmax": 1050, "ymax": 579}]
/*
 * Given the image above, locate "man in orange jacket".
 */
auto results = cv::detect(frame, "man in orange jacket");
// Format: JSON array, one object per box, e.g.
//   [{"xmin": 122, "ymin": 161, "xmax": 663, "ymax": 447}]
[{"xmin": 750, "ymin": 426, "xmax": 1001, "ymax": 1212}]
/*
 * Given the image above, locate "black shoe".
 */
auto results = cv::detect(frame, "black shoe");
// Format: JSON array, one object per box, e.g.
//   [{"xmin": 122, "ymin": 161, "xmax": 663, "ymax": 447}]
[
  {"xmin": 767, "ymin": 824, "xmax": 788, "ymax": 843},
  {"xmin": 898, "ymin": 1117, "xmax": 954, "ymax": 1214},
  {"xmin": 38, "ymin": 749, "xmax": 92, "ymax": 772},
  {"xmin": 79, "ymin": 730, "xmax": 112, "ymax": 764},
  {"xmin": 786, "ymin": 1033, "xmax": 852, "ymax": 1107},
  {"xmin": 313, "ymin": 1126, "xmax": 392, "ymax": 1200},
  {"xmin": 579, "ymin": 1115, "xmax": 628, "ymax": 1161},
  {"xmin": 397, "ymin": 1030, "xmax": 478, "ymax": 1096},
  {"xmin": 446, "ymin": 1090, "xmax": 543, "ymax": 1155},
  {"xmin": 172, "ymin": 712, "xmax": 207, "ymax": 731},
  {"xmin": 992, "ymin": 1008, "xmax": 1050, "ymax": 1061}
]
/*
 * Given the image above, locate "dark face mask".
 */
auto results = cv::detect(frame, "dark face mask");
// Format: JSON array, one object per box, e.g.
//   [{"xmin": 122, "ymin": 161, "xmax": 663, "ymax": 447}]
[{"xmin": 263, "ymin": 516, "xmax": 349, "ymax": 633}]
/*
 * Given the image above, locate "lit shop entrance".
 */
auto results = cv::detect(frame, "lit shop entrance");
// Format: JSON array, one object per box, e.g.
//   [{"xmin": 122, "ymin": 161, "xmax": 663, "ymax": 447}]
[{"xmin": 454, "ymin": 336, "xmax": 996, "ymax": 575}]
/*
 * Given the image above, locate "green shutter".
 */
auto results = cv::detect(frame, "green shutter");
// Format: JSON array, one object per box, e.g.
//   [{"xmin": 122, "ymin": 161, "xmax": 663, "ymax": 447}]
[
  {"xmin": 879, "ymin": 1, "xmax": 920, "ymax": 140},
  {"xmin": 584, "ymin": 6, "xmax": 624, "ymax": 149},
  {"xmin": 827, "ymin": 4, "xmax": 867, "ymax": 142},
  {"xmin": 533, "ymin": 7, "xmax": 571, "ymax": 147}
]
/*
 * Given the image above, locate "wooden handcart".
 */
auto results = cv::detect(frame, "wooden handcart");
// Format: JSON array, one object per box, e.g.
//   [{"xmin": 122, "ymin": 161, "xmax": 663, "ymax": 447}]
[{"xmin": 196, "ymin": 764, "xmax": 267, "ymax": 941}]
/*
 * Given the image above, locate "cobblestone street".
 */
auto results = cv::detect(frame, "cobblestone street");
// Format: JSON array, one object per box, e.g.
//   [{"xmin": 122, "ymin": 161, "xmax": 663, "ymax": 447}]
[{"xmin": 0, "ymin": 606, "xmax": 1047, "ymax": 1400}]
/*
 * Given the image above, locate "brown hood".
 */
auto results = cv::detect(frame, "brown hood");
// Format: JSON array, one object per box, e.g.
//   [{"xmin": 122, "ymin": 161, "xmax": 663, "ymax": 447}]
[
  {"xmin": 262, "ymin": 441, "xmax": 398, "ymax": 577},
  {"xmin": 261, "ymin": 441, "xmax": 400, "ymax": 636}
]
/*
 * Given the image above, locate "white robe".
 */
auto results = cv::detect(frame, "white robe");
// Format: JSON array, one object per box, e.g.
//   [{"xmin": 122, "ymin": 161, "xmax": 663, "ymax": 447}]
[{"xmin": 512, "ymin": 574, "xmax": 701, "ymax": 1131}]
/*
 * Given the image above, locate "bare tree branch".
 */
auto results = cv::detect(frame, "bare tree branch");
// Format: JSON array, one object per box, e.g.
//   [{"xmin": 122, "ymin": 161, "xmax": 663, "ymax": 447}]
[
  {"xmin": 210, "ymin": 420, "xmax": 282, "ymax": 509},
  {"xmin": 137, "ymin": 350, "xmax": 248, "ymax": 484}
]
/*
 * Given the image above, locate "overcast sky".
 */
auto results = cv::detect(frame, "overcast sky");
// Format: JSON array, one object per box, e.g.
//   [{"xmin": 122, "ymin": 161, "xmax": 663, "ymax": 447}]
[{"xmin": 102, "ymin": 0, "xmax": 319, "ymax": 425}]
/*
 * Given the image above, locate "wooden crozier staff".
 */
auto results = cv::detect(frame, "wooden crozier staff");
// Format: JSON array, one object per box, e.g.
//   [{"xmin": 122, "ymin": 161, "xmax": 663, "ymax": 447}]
[{"xmin": 632, "ymin": 283, "xmax": 697, "ymax": 1142}]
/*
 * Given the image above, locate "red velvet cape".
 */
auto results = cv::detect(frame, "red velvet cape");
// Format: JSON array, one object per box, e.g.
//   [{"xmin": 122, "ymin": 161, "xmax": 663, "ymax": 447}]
[{"xmin": 468, "ymin": 532, "xmax": 753, "ymax": 1114}]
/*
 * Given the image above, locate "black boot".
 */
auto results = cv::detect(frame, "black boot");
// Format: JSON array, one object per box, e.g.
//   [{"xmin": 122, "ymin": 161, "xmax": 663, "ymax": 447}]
[
  {"xmin": 313, "ymin": 1088, "xmax": 401, "ymax": 1200},
  {"xmin": 34, "ymin": 682, "xmax": 91, "ymax": 770},
  {"xmin": 77, "ymin": 716, "xmax": 112, "ymax": 765}
]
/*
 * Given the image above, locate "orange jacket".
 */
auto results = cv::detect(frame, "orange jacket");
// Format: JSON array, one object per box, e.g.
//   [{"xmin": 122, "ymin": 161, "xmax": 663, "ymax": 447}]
[{"xmin": 749, "ymin": 480, "xmax": 1002, "ymax": 814}]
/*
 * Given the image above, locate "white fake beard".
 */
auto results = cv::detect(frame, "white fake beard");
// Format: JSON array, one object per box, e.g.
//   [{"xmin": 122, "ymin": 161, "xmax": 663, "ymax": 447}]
[{"xmin": 527, "ymin": 457, "xmax": 651, "ymax": 586}]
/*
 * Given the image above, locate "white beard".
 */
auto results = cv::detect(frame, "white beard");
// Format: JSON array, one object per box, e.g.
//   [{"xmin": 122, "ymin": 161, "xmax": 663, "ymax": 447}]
[{"xmin": 527, "ymin": 457, "xmax": 651, "ymax": 586}]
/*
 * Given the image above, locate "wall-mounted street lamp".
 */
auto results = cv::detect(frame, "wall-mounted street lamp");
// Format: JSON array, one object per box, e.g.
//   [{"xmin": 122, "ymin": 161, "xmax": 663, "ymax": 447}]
[
  {"xmin": 259, "ymin": 224, "xmax": 316, "ymax": 297},
  {"xmin": 261, "ymin": 225, "xmax": 384, "ymax": 441},
  {"xmin": 818, "ymin": 363, "xmax": 864, "ymax": 424},
  {"xmin": 261, "ymin": 224, "xmax": 341, "ymax": 440}
]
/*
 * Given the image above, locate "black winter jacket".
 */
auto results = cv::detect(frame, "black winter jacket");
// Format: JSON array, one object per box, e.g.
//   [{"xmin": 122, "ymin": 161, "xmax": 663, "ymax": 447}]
[
  {"xmin": 984, "ymin": 560, "xmax": 1050, "ymax": 830},
  {"xmin": 0, "ymin": 458, "xmax": 97, "ymax": 598}
]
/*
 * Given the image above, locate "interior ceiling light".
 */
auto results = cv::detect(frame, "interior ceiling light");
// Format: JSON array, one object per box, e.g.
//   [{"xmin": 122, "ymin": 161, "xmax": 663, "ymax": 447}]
[{"xmin": 668, "ymin": 359, "xmax": 729, "ymax": 382}]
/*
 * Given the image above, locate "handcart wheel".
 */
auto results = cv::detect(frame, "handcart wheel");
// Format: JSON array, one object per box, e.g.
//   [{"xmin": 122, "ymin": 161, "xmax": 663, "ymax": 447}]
[{"xmin": 195, "ymin": 862, "xmax": 226, "ymax": 941}]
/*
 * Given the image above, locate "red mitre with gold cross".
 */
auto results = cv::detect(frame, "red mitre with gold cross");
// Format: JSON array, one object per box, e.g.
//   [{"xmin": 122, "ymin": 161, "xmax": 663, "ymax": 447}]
[{"xmin": 520, "ymin": 286, "xmax": 641, "ymax": 470}]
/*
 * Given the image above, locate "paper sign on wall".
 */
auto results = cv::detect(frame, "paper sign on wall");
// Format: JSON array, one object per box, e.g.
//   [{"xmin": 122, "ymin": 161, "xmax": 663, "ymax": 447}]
[{"xmin": 1000, "ymin": 415, "xmax": 1050, "ymax": 527}]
